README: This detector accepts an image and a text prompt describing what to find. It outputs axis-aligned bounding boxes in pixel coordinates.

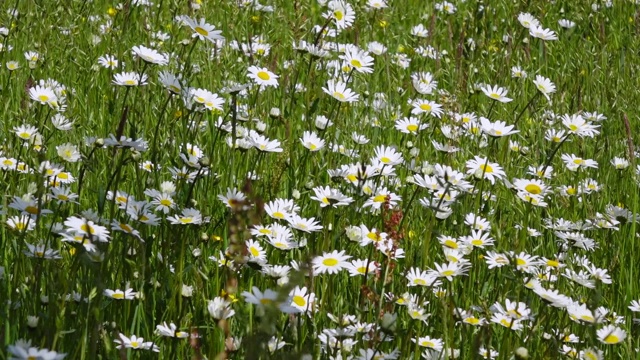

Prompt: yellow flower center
[380,156,391,163]
[407,124,418,132]
[569,124,578,131]
[441,270,455,276]
[292,295,306,307]
[444,240,457,249]
[38,95,49,102]
[195,27,209,36]
[373,195,387,203]
[19,132,31,139]
[357,266,367,274]
[334,10,344,20]
[413,279,426,286]
[249,246,260,257]
[489,93,500,99]
[124,80,136,86]
[160,199,172,207]
[479,164,493,173]
[465,317,480,325]
[546,260,559,268]
[25,206,39,215]
[257,71,271,81]
[350,59,362,68]
[131,341,139,348]
[80,224,94,234]
[322,258,338,267]
[603,334,619,344]
[179,217,193,224]
[272,211,286,219]
[112,293,125,299]
[524,184,542,194]
[419,103,432,111]
[332,91,346,100]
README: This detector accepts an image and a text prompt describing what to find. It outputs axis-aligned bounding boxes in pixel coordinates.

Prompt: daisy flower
[247,65,279,88]
[289,286,316,315]
[300,131,325,151]
[324,0,356,29]
[465,156,506,184]
[114,333,159,352]
[56,143,81,162]
[410,99,443,117]
[310,186,354,207]
[395,117,428,134]
[156,322,189,338]
[113,71,148,86]
[207,297,236,320]
[167,208,204,225]
[312,250,351,274]
[98,54,118,69]
[517,12,540,29]
[480,118,519,137]
[131,45,168,65]
[374,145,403,166]
[533,75,556,101]
[597,325,626,345]
[218,188,247,209]
[29,85,58,107]
[481,84,512,103]
[322,79,359,102]
[340,46,374,74]
[561,154,598,171]
[181,16,224,42]
[104,288,137,300]
[241,286,300,314]
[529,25,558,41]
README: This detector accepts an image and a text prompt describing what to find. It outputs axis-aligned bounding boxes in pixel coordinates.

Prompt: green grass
[1,0,640,359]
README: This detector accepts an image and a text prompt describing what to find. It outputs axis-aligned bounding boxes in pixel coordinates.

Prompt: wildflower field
[3,0,640,359]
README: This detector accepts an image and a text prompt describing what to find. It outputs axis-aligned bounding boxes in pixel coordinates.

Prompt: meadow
[1,0,640,359]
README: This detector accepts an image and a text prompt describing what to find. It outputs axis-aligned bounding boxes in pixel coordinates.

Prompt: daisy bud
[131,150,141,161]
[269,107,281,118]
[95,138,105,147]
[198,156,211,168]
[192,248,201,257]
[255,121,267,132]
[409,148,420,158]
[515,347,529,359]
[380,312,397,333]
[292,189,301,199]
[181,285,194,297]
[200,233,209,241]
[27,316,39,328]
[406,141,414,148]
[40,295,49,304]
[305,181,314,190]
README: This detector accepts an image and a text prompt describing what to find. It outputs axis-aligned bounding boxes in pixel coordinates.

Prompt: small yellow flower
[174,110,183,118]
[68,247,76,256]
[107,7,117,16]
[212,235,222,242]
[408,230,415,239]
[251,15,260,23]
[379,20,389,28]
